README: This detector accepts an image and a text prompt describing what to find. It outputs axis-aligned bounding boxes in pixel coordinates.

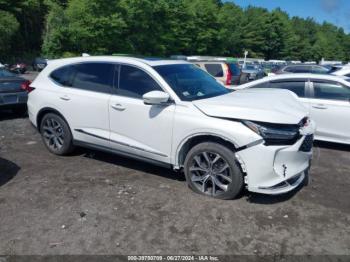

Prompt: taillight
[224,63,232,86]
[21,80,34,93]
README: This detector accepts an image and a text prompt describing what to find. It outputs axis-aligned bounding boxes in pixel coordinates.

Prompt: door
[109,64,175,162]
[53,62,114,147]
[309,80,350,143]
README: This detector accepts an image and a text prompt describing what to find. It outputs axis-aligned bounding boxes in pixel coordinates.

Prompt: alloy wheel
[189,151,232,196]
[42,118,65,151]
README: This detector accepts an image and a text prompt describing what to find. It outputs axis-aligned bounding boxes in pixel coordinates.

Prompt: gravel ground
[0,112,349,256]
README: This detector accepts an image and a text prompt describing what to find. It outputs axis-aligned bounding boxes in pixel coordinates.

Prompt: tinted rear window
[204,64,224,77]
[50,66,74,86]
[71,63,114,93]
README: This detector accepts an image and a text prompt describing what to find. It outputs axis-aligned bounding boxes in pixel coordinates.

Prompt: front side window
[154,64,231,101]
[204,64,224,77]
[118,65,163,99]
[71,63,114,93]
[312,81,350,101]
[270,81,306,97]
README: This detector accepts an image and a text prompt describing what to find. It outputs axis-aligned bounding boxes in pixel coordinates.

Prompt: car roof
[47,56,190,67]
[238,73,350,88]
[332,67,350,76]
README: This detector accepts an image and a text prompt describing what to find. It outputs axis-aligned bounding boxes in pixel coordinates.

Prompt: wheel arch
[175,133,239,169]
[36,107,69,132]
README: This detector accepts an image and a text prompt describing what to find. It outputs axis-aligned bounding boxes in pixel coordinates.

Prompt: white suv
[28,56,315,199]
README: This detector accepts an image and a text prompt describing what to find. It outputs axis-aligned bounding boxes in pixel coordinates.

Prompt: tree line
[1,0,350,63]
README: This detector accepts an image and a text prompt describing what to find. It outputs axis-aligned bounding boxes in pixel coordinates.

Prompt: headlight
[243,120,300,145]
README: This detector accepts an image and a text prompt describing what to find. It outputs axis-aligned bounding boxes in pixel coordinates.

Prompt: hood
[193,89,308,124]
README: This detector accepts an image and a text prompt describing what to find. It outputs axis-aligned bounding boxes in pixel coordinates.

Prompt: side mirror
[143,91,170,105]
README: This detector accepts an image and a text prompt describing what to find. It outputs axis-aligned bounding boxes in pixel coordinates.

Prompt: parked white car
[238,74,350,145]
[331,66,350,78]
[28,56,314,199]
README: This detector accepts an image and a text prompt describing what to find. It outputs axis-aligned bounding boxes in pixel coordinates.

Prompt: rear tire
[184,142,244,200]
[40,113,74,155]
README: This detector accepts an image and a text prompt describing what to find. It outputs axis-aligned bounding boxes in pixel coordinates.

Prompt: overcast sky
[231,0,350,32]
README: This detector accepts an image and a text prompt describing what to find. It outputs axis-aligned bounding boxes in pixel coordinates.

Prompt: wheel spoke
[191,174,209,183]
[217,173,232,183]
[57,137,64,145]
[194,155,206,169]
[211,177,216,195]
[212,154,221,165]
[216,163,229,174]
[202,152,211,166]
[213,177,228,192]
[43,133,53,139]
[190,166,207,173]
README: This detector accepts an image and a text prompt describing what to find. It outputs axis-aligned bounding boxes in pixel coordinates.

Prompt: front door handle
[59,95,71,101]
[111,103,126,111]
[312,104,327,109]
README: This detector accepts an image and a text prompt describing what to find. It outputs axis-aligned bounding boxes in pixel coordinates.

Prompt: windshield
[245,65,256,70]
[0,69,16,77]
[153,64,231,101]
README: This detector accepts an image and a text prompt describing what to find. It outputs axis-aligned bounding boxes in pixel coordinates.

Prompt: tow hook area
[282,164,287,177]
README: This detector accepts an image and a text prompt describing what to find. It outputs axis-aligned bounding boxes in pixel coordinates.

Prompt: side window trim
[112,64,121,94]
[305,79,312,98]
[115,63,169,100]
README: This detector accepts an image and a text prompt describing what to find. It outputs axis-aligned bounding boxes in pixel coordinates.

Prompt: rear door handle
[59,95,71,101]
[111,103,126,111]
[312,104,327,109]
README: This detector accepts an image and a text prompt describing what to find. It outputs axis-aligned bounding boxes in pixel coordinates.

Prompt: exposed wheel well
[36,108,67,132]
[177,135,237,168]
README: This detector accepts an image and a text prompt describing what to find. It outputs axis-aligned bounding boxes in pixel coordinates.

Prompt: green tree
[217,2,244,56]
[0,11,19,59]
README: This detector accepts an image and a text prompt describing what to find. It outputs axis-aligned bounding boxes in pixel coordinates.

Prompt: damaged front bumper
[236,124,314,195]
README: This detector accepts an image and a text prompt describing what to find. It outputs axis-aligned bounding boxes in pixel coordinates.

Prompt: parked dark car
[241,64,266,80]
[0,68,32,114]
[9,63,27,74]
[32,57,48,71]
[275,64,331,75]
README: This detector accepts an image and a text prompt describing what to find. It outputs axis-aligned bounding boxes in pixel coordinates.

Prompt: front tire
[184,142,244,200]
[40,113,74,155]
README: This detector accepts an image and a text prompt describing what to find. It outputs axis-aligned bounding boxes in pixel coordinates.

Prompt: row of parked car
[1,54,348,200]
[0,57,48,75]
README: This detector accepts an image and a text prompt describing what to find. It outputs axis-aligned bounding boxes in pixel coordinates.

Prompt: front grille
[299,134,314,152]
